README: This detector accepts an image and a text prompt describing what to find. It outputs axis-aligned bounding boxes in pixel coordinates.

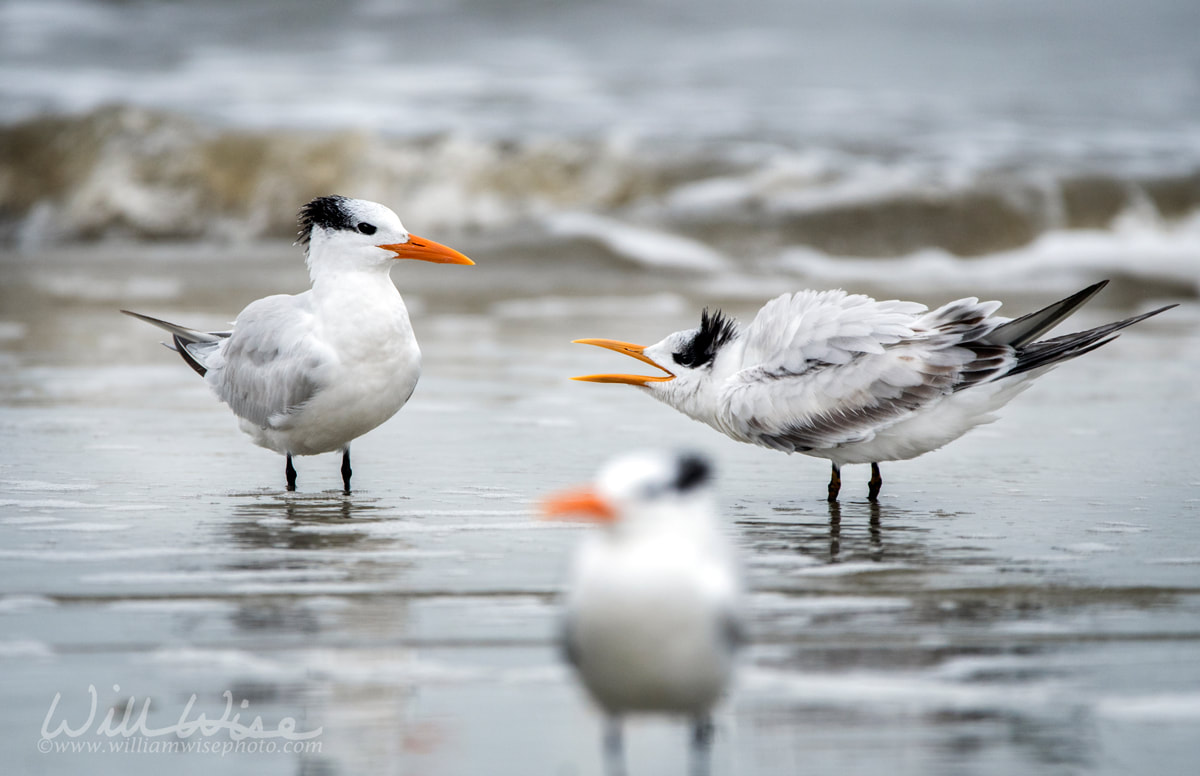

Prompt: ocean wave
[0,105,717,245]
[3,105,1199,262]
[772,216,1200,299]
[545,212,729,271]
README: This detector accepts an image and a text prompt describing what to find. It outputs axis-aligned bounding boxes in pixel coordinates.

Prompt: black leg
[285,454,297,491]
[827,462,841,502]
[341,448,352,494]
[690,716,714,776]
[603,717,627,776]
[868,462,882,501]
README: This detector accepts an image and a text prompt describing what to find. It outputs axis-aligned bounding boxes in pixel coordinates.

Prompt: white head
[572,308,742,424]
[297,195,473,279]
[542,449,719,539]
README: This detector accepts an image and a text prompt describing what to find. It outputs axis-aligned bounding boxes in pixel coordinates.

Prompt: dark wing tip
[985,280,1114,348]
[172,334,208,377]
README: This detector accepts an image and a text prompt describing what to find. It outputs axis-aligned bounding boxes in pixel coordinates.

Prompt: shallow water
[1,243,1198,775]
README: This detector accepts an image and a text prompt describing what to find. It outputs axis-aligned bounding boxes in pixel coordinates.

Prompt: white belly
[568,551,735,714]
[242,345,421,456]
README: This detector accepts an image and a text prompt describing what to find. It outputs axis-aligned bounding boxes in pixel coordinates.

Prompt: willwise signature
[40,685,322,741]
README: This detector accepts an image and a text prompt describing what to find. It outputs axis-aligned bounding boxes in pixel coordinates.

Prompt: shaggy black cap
[672,308,738,369]
[297,195,355,246]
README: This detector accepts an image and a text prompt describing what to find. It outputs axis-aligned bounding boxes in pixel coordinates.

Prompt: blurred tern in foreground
[543,450,742,776]
[123,195,473,493]
[573,281,1174,502]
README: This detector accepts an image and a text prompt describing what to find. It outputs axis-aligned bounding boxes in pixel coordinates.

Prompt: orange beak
[378,234,474,265]
[571,339,675,386]
[541,487,617,523]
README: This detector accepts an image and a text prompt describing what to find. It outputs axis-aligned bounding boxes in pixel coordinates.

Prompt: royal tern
[572,281,1175,501]
[123,195,473,493]
[543,450,742,776]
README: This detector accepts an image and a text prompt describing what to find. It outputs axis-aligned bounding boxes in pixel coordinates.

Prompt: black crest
[673,308,738,369]
[673,452,712,492]
[297,195,355,246]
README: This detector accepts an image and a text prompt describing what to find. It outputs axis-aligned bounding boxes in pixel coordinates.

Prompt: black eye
[357,222,376,235]
[673,351,697,368]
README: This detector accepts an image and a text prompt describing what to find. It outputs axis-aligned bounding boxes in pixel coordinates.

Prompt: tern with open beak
[123,195,473,493]
[544,450,743,776]
[572,282,1174,502]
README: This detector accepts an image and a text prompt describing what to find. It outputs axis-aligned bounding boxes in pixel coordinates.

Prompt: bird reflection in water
[743,498,949,571]
[826,499,884,563]
[227,490,386,552]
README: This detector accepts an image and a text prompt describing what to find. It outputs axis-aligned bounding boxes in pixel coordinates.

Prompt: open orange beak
[541,487,616,523]
[378,234,474,265]
[571,339,675,386]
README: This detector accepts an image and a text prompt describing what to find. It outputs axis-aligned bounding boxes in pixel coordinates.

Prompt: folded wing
[719,290,1007,452]
[204,294,335,429]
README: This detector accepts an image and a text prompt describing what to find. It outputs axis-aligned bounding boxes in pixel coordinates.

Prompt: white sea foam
[789,562,914,577]
[0,479,97,493]
[0,639,54,658]
[149,644,550,686]
[1094,693,1200,721]
[0,594,57,613]
[752,593,912,614]
[1056,542,1119,554]
[19,521,129,533]
[747,553,821,569]
[14,365,194,403]
[741,666,1063,713]
[31,274,182,304]
[0,516,62,526]
[1148,557,1200,566]
[149,648,299,679]
[290,518,569,537]
[0,547,193,562]
[1086,522,1150,534]
[777,218,1200,297]
[0,498,91,509]
[104,599,239,614]
[80,568,350,586]
[304,650,486,686]
[104,504,171,512]
[0,321,29,341]
[490,293,688,320]
[547,213,729,271]
[931,654,1047,681]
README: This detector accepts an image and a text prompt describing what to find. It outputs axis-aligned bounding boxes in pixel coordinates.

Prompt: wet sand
[1,244,1198,775]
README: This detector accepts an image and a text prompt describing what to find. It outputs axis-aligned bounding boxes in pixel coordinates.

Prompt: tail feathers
[172,334,212,377]
[983,280,1109,348]
[121,310,230,343]
[122,309,229,378]
[1009,303,1178,378]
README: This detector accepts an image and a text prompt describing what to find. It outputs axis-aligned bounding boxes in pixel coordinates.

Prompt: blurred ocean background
[1,0,1198,300]
[3,3,1200,776]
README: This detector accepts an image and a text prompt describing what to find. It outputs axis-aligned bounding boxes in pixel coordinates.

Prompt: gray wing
[206,294,336,429]
[719,291,1009,452]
